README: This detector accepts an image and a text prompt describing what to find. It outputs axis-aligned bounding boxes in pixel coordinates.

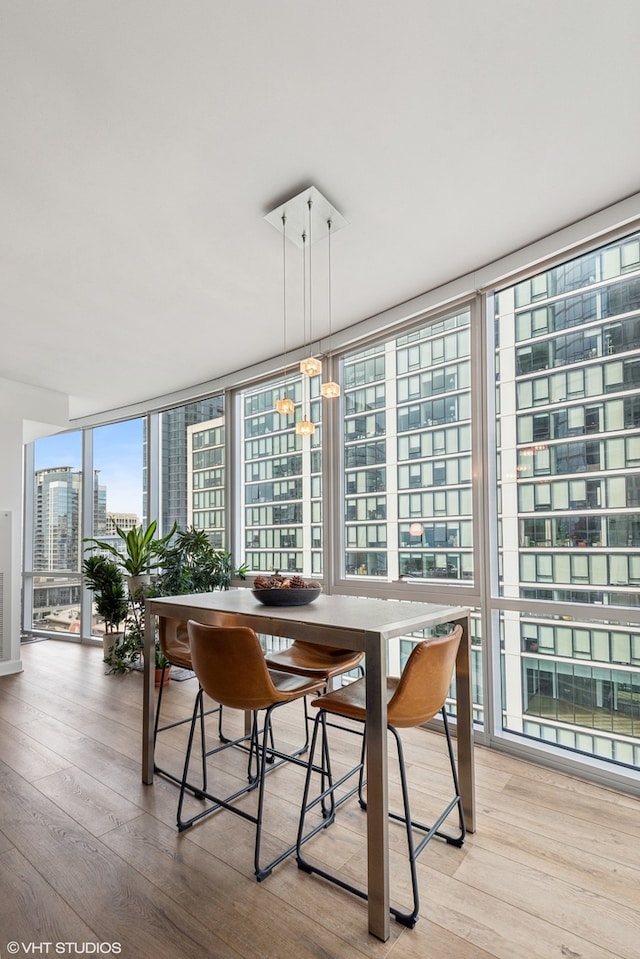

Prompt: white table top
[147,588,468,648]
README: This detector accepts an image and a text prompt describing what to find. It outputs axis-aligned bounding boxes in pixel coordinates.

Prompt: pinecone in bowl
[288,576,307,589]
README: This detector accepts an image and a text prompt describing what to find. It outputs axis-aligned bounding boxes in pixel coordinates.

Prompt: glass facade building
[239,374,323,576]
[32,466,104,632]
[343,312,472,583]
[495,232,640,766]
[161,397,225,532]
[188,417,226,548]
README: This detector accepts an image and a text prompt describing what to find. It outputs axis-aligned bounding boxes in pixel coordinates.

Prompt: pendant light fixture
[299,197,322,378]
[295,227,316,435]
[274,212,295,415]
[265,187,347,432]
[295,416,315,436]
[320,217,340,398]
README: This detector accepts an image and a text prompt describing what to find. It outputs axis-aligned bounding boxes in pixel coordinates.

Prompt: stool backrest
[158,616,190,662]
[387,625,463,728]
[187,620,280,711]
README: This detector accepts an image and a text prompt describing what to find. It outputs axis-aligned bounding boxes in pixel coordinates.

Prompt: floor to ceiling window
[341,311,473,584]
[493,230,640,768]
[89,419,145,637]
[29,431,84,634]
[26,421,147,639]
[338,309,483,722]
[22,220,640,783]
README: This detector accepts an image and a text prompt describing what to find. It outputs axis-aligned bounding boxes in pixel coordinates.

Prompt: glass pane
[32,432,83,633]
[89,420,145,639]
[239,373,320,575]
[497,231,640,609]
[495,229,640,771]
[160,396,225,536]
[344,309,473,585]
[93,420,144,535]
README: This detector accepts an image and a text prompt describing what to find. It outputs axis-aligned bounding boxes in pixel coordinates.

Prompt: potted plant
[151,527,246,698]
[154,526,247,596]
[97,601,147,674]
[84,519,176,598]
[155,639,170,687]
[82,554,129,662]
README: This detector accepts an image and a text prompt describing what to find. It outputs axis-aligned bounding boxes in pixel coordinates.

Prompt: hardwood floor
[0,640,638,959]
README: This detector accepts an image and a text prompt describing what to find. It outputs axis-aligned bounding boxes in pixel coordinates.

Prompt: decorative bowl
[251,587,322,607]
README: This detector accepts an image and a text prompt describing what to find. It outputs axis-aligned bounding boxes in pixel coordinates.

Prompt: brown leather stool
[153,617,222,795]
[265,641,364,747]
[265,641,364,684]
[177,621,326,881]
[296,626,465,928]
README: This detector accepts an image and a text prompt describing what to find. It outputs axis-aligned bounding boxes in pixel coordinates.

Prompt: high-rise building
[34,467,82,571]
[33,467,105,630]
[343,312,472,584]
[161,397,225,532]
[495,231,640,766]
[240,375,323,575]
[105,512,140,535]
[187,417,225,549]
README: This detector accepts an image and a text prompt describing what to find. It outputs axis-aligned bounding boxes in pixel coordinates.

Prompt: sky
[34,419,144,518]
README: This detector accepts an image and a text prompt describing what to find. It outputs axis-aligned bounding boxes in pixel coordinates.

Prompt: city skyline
[35,419,144,519]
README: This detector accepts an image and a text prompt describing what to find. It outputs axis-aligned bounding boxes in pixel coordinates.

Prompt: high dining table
[142,589,473,942]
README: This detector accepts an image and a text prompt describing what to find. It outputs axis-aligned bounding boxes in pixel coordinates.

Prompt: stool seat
[265,641,365,753]
[265,641,364,680]
[311,637,454,728]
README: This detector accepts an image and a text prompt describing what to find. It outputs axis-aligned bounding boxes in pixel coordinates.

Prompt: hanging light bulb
[295,416,315,436]
[300,356,322,377]
[320,380,340,398]
[275,395,295,414]
[321,217,341,399]
[275,214,295,415]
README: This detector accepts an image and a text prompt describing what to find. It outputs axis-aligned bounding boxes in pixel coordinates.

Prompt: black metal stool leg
[177,688,205,829]
[297,709,465,929]
[154,673,211,798]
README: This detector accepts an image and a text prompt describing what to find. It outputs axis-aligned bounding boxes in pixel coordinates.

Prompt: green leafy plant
[82,554,128,634]
[155,641,168,669]
[154,526,247,596]
[103,625,143,673]
[103,601,145,674]
[84,520,177,577]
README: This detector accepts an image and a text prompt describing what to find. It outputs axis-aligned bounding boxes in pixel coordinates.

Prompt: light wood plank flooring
[0,640,638,959]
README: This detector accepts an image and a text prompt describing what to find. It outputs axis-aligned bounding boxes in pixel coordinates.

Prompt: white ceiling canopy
[264,186,347,248]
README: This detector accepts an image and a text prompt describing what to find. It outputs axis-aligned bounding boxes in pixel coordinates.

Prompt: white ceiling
[2,1,640,420]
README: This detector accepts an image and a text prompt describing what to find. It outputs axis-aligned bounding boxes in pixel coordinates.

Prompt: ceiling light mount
[264,186,347,247]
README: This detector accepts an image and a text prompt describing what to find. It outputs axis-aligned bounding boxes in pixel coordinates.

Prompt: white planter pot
[127,574,151,598]
[102,630,124,669]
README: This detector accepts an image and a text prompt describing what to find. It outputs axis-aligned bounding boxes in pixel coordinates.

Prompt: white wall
[0,376,69,674]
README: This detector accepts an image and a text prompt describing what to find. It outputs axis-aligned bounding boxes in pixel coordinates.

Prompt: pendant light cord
[302,228,307,351]
[307,197,313,357]
[328,217,332,342]
[282,213,287,390]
